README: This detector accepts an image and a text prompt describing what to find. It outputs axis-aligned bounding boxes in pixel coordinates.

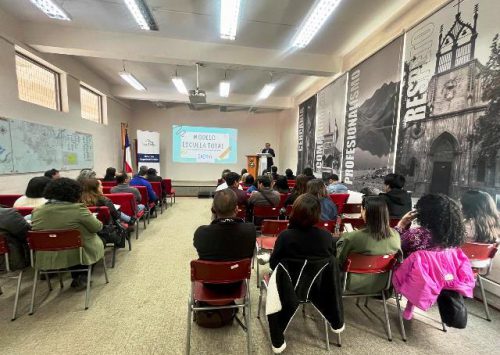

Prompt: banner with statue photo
[314,74,347,179]
[341,36,404,192]
[137,130,160,173]
[297,95,317,174]
[395,0,500,199]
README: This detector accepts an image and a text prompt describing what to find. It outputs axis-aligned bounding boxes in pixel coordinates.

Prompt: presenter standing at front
[262,143,275,173]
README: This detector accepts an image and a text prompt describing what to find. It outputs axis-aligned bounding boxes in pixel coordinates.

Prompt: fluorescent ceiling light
[119,71,146,91]
[292,0,342,48]
[172,77,188,95]
[219,81,230,97]
[29,0,71,21]
[258,84,275,100]
[220,0,241,40]
[124,0,158,31]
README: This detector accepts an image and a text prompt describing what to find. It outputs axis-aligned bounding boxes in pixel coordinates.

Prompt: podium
[246,155,259,178]
[257,153,272,174]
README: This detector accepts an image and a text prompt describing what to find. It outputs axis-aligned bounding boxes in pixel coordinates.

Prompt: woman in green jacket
[31,178,104,288]
[336,196,401,294]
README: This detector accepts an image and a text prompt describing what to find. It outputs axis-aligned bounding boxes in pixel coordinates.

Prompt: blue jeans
[137,204,145,213]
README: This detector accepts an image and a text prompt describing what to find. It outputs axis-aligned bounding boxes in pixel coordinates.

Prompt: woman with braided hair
[395,194,466,257]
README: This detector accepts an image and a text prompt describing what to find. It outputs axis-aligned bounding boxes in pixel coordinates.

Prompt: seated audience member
[31,178,104,288]
[267,193,343,353]
[360,186,381,196]
[271,166,279,181]
[379,173,412,218]
[285,169,295,180]
[111,173,145,212]
[244,174,257,194]
[44,168,60,179]
[302,167,315,180]
[0,207,30,270]
[392,195,474,320]
[284,174,309,206]
[273,176,290,194]
[307,179,337,221]
[77,168,97,184]
[224,172,248,206]
[461,190,500,244]
[130,166,158,202]
[395,194,464,257]
[240,168,248,178]
[216,169,232,191]
[81,178,136,225]
[248,175,280,207]
[103,167,117,182]
[146,168,162,182]
[13,176,50,208]
[194,189,256,261]
[326,174,348,194]
[336,196,401,293]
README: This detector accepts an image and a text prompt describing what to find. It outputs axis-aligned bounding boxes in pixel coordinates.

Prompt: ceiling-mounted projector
[189,63,207,104]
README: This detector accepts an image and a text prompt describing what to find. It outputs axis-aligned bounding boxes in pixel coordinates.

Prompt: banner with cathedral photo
[395,0,500,199]
[341,36,404,191]
[314,74,347,179]
[297,95,317,174]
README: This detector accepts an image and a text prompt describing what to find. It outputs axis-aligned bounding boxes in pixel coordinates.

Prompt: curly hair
[43,177,82,203]
[80,178,103,206]
[461,190,500,243]
[416,194,465,248]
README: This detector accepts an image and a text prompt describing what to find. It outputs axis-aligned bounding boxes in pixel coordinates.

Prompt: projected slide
[172,125,237,164]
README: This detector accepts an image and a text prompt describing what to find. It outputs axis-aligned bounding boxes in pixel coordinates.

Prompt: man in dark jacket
[0,207,30,270]
[194,189,256,261]
[262,143,275,172]
[224,172,248,206]
[379,173,412,218]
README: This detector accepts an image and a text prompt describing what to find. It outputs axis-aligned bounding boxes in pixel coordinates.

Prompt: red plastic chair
[186,259,252,354]
[252,205,280,225]
[284,205,293,218]
[88,206,124,268]
[278,193,289,208]
[341,217,366,230]
[101,181,117,187]
[461,242,498,321]
[329,194,350,214]
[15,207,34,217]
[27,230,109,313]
[255,220,288,287]
[150,182,165,214]
[134,186,156,223]
[163,178,176,206]
[342,203,362,215]
[341,253,403,343]
[0,195,23,208]
[389,218,400,228]
[105,192,144,241]
[236,205,247,221]
[102,186,113,194]
[316,219,338,233]
[0,234,24,320]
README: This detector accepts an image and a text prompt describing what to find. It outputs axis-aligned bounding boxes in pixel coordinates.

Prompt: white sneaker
[272,341,286,354]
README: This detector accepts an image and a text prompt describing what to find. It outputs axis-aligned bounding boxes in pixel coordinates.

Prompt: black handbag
[437,290,468,329]
[98,222,127,249]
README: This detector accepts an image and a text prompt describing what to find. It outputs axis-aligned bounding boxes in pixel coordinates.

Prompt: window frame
[79,84,104,124]
[15,51,62,111]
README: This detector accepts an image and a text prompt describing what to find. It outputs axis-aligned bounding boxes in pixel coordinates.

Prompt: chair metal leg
[127,231,132,251]
[46,273,52,291]
[11,270,23,321]
[395,293,407,341]
[364,297,369,307]
[441,321,447,332]
[246,296,252,355]
[256,259,260,288]
[59,273,64,289]
[324,318,330,351]
[477,276,492,321]
[102,258,109,284]
[381,292,392,341]
[356,297,360,306]
[29,269,39,315]
[111,246,116,268]
[186,298,193,355]
[84,265,92,310]
[143,213,147,229]
[135,220,139,240]
[257,285,263,319]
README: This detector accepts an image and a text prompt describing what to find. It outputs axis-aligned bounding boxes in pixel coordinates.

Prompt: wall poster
[297,95,317,174]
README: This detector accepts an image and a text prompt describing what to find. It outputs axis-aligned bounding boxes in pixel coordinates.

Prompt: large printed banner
[137,130,160,173]
[396,0,499,198]
[314,75,347,179]
[342,37,404,191]
[297,95,317,174]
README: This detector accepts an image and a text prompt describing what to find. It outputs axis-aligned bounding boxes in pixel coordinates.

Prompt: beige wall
[129,102,283,185]
[0,38,132,193]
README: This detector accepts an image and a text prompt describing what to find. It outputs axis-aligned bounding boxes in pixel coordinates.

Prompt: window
[15,52,61,110]
[80,85,103,123]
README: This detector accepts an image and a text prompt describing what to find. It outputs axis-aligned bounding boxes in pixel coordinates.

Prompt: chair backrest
[342,203,362,214]
[261,220,289,236]
[104,193,137,217]
[15,207,34,217]
[101,181,117,187]
[88,206,111,224]
[0,194,23,208]
[284,205,293,218]
[150,182,162,199]
[389,218,400,228]
[329,194,350,214]
[461,242,498,261]
[341,217,366,230]
[343,253,397,274]
[190,259,252,283]
[0,234,8,255]
[236,205,246,220]
[102,186,113,194]
[135,186,149,205]
[278,193,289,208]
[253,205,280,219]
[316,220,337,233]
[163,179,173,194]
[27,230,82,251]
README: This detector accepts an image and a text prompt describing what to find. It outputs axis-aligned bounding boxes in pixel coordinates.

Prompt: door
[430,161,452,194]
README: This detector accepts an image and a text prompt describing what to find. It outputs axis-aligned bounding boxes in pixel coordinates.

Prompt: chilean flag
[124,131,133,173]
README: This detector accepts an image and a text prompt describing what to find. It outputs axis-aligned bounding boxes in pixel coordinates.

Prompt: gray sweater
[110,184,142,203]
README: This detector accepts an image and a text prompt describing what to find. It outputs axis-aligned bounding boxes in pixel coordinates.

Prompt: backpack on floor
[193,301,236,328]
